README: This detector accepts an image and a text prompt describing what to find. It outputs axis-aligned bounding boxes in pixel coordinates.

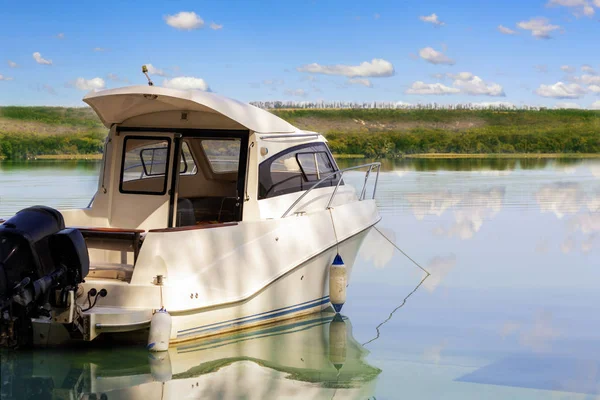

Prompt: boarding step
[88,263,134,281]
[81,306,152,341]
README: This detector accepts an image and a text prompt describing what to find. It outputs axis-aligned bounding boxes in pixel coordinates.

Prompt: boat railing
[281,162,381,218]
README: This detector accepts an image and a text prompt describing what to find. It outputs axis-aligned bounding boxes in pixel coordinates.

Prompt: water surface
[1,158,599,399]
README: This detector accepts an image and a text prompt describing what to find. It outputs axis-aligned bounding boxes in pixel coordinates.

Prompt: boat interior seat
[176,198,196,227]
[185,197,238,223]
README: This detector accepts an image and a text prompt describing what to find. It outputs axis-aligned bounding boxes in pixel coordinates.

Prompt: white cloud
[588,85,600,93]
[405,81,460,95]
[446,72,474,81]
[592,100,600,109]
[423,340,448,364]
[519,311,560,353]
[536,183,583,218]
[360,228,396,269]
[419,47,455,65]
[145,64,168,77]
[517,17,561,39]
[419,13,445,26]
[498,25,518,35]
[433,188,505,240]
[535,82,586,98]
[561,65,575,73]
[423,255,457,292]
[56,33,65,39]
[93,47,107,52]
[547,0,595,17]
[535,65,548,73]
[347,78,373,87]
[71,77,105,91]
[284,88,307,97]
[209,22,223,30]
[7,60,18,68]
[32,52,52,65]
[163,76,210,91]
[428,72,505,96]
[0,74,14,81]
[296,58,394,78]
[453,76,505,96]
[555,102,582,109]
[581,64,597,74]
[580,74,600,85]
[164,11,204,30]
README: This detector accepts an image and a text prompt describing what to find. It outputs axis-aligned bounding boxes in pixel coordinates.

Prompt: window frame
[119,135,172,196]
[258,142,340,200]
[295,150,334,182]
[179,141,198,176]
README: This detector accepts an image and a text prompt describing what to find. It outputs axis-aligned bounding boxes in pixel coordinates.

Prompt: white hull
[72,200,378,345]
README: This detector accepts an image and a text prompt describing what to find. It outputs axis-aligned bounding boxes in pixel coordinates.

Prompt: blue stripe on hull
[177,296,330,339]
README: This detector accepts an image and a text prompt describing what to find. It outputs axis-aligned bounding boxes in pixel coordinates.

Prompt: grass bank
[0,106,599,159]
[0,106,105,159]
[272,108,600,158]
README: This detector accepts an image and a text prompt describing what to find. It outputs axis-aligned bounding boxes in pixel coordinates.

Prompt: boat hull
[35,199,379,347]
[171,227,370,343]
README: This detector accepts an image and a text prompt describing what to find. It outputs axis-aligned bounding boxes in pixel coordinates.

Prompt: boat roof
[83,85,298,134]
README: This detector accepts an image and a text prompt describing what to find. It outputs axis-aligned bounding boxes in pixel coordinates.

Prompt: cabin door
[109,132,178,230]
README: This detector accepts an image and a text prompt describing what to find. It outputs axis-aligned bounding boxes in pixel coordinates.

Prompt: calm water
[1,158,600,399]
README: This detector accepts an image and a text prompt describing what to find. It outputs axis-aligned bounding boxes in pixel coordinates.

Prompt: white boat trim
[176,295,331,340]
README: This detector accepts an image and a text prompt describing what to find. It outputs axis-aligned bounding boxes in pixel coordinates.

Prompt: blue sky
[1,0,599,108]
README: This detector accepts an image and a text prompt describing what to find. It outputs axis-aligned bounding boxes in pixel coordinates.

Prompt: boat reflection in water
[1,313,381,399]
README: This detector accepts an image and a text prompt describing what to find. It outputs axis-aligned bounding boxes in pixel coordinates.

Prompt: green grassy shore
[0,106,599,160]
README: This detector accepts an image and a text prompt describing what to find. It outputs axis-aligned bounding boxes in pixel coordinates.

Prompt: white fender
[328,314,347,370]
[329,254,347,313]
[148,308,172,352]
[148,351,172,382]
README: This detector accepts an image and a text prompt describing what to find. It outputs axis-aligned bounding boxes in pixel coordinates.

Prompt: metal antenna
[142,65,154,86]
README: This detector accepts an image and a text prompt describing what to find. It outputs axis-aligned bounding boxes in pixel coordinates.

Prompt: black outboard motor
[0,206,89,348]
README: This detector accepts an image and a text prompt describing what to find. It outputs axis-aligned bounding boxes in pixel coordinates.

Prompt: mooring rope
[360,226,432,347]
[328,208,340,254]
[374,226,430,276]
[362,274,429,346]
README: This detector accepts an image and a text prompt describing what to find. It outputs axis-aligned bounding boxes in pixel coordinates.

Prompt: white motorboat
[0,313,381,399]
[0,83,380,348]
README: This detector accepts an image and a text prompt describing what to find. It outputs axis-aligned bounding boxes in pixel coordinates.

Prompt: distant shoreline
[1,106,599,159]
[2,153,600,162]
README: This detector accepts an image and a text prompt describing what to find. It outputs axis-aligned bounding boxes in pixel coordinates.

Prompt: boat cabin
[59,86,347,269]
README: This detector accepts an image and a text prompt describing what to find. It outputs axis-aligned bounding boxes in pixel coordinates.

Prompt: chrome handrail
[281,162,381,218]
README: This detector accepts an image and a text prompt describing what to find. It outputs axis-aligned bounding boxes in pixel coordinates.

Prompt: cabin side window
[201,139,241,173]
[258,143,340,199]
[120,137,171,195]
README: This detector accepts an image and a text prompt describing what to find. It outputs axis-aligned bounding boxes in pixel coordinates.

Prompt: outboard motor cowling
[0,206,89,348]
